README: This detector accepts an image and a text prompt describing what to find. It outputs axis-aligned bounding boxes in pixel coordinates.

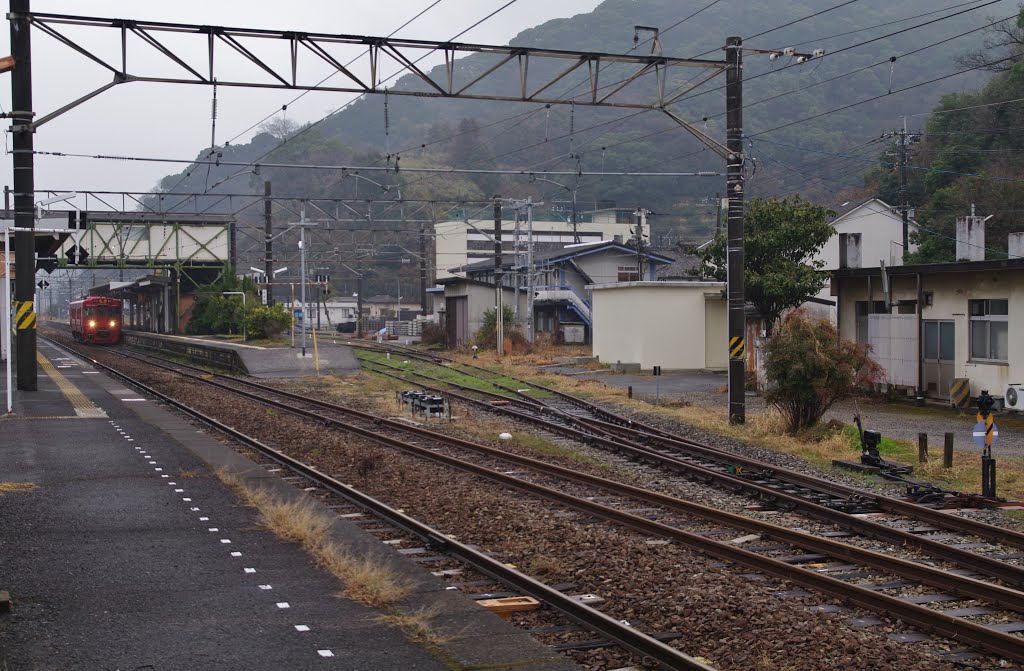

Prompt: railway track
[45,335,716,671]
[68,338,1024,664]
[351,347,1024,569]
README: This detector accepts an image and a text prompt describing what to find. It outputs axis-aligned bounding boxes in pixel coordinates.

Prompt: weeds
[376,606,454,647]
[0,482,36,495]
[214,469,409,607]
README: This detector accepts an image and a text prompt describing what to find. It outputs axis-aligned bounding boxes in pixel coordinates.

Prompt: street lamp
[222,291,246,342]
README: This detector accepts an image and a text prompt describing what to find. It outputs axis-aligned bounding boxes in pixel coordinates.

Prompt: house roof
[830,197,917,228]
[832,256,1024,278]
[654,249,703,279]
[449,241,673,275]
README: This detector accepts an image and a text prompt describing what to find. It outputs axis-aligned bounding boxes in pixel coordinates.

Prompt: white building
[589,281,727,370]
[831,219,1024,403]
[434,208,640,280]
[806,198,918,321]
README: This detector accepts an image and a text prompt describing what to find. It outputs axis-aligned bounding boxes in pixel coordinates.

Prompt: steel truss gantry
[26,11,726,130]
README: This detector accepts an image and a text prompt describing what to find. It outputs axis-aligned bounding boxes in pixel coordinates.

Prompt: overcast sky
[0,0,602,205]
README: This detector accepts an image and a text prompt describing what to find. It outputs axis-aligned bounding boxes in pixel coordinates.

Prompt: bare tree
[955,9,1024,73]
[258,116,299,140]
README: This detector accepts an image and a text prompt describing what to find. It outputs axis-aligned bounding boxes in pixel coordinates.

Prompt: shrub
[473,304,527,350]
[245,303,291,339]
[762,310,884,433]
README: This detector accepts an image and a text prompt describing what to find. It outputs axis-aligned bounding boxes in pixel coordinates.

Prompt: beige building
[832,259,1024,402]
[589,281,727,370]
[435,208,639,280]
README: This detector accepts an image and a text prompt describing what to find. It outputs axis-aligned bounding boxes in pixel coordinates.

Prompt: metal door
[922,320,955,396]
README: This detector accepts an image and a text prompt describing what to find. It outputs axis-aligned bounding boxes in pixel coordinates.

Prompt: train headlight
[109,320,116,328]
[88,320,96,328]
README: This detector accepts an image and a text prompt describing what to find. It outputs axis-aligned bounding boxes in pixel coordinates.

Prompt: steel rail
[357,357,1024,590]
[79,341,1024,662]
[360,345,1024,551]
[44,336,716,671]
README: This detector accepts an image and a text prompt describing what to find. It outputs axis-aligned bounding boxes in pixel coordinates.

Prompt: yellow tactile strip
[36,352,107,419]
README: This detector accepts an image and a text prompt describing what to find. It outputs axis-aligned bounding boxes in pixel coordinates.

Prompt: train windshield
[84,306,119,318]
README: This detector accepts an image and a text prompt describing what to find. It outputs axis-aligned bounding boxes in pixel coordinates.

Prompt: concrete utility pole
[419,220,428,315]
[493,195,503,356]
[11,0,36,391]
[264,180,273,306]
[726,36,745,425]
[526,196,534,343]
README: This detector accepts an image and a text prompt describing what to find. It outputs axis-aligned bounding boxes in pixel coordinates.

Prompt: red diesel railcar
[70,296,123,345]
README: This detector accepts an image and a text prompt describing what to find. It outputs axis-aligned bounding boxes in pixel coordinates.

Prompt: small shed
[589,281,727,370]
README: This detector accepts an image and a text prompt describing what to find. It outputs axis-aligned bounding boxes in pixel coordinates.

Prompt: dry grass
[215,469,410,607]
[177,469,199,479]
[0,482,36,495]
[376,606,454,647]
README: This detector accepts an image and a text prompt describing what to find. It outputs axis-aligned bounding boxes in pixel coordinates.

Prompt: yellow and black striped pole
[15,300,35,331]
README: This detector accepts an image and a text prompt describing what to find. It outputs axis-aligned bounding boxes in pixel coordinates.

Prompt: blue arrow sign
[973,420,998,448]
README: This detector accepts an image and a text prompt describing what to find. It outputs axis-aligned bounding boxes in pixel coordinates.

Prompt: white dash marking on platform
[182,497,192,502]
[175,489,184,493]
[230,552,242,557]
[276,602,290,609]
[199,516,209,521]
[244,568,256,574]
[317,650,334,658]
[294,624,309,632]
[208,528,219,532]
[259,584,272,590]
[220,539,231,544]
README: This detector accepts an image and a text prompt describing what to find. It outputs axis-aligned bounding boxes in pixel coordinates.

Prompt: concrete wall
[590,281,726,370]
[836,269,1024,397]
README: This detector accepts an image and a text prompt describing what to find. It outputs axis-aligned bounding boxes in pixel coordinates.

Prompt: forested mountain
[871,10,1024,262]
[151,0,1012,288]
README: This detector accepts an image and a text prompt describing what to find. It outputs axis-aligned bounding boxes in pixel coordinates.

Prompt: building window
[855,300,887,343]
[969,299,1008,362]
[617,266,639,282]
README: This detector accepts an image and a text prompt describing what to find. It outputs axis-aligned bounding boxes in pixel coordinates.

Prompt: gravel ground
[559,367,1024,457]
[67,340,1019,671]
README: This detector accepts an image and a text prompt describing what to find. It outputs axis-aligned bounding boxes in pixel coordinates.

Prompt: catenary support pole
[526,196,534,343]
[264,180,273,306]
[419,220,428,315]
[493,194,503,356]
[11,0,36,391]
[726,35,745,425]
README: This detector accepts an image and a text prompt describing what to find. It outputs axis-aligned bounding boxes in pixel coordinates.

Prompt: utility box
[562,324,585,344]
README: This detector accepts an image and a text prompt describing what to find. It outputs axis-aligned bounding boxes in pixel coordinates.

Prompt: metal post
[900,118,910,264]
[419,220,428,315]
[493,194,503,356]
[918,432,928,463]
[356,259,364,339]
[300,205,308,357]
[11,0,36,390]
[944,432,954,468]
[4,225,12,413]
[264,180,273,306]
[725,35,745,425]
[526,196,534,343]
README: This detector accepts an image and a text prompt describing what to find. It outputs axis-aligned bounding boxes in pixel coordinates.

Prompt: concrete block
[611,362,641,373]
[572,356,598,365]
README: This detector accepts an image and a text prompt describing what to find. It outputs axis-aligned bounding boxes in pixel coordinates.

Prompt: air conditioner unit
[1005,384,1024,411]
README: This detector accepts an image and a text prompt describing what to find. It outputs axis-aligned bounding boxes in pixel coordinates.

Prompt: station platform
[126,329,362,378]
[0,342,577,671]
